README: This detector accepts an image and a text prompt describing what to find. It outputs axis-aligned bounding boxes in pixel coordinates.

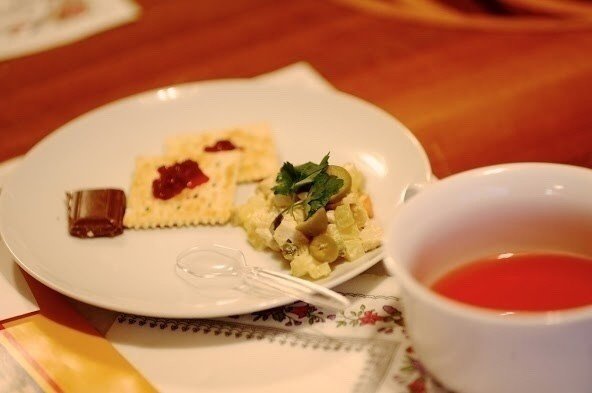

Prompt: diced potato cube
[290,253,309,277]
[308,261,331,279]
[252,227,274,250]
[334,204,365,261]
[359,220,382,252]
[359,194,374,218]
[273,215,309,248]
[335,204,357,231]
[351,202,369,229]
[325,224,344,256]
[290,253,331,279]
[343,239,365,260]
[339,192,359,208]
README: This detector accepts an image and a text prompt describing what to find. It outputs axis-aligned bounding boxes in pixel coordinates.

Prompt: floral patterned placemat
[0,0,140,61]
[107,274,450,393]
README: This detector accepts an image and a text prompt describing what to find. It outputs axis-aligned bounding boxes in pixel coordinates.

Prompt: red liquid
[431,253,592,312]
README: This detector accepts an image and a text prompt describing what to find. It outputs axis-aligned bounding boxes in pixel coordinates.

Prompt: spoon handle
[245,267,350,310]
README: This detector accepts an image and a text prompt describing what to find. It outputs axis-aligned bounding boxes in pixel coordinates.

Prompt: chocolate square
[67,189,126,238]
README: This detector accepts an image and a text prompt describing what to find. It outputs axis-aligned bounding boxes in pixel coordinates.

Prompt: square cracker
[124,152,240,228]
[164,123,279,183]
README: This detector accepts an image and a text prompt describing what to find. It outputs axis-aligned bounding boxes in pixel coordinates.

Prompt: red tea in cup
[385,164,592,392]
[430,252,592,312]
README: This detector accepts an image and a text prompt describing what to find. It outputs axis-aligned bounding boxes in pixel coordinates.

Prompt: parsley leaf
[272,161,298,195]
[293,154,330,189]
[271,153,343,219]
[303,171,343,218]
[272,153,330,195]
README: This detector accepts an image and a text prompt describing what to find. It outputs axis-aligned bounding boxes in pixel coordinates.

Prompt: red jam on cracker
[204,140,237,152]
[152,160,209,200]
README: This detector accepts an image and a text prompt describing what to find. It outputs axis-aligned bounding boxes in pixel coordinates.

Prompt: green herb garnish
[272,153,343,219]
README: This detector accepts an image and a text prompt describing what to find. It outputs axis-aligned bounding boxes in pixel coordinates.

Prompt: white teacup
[384,163,592,393]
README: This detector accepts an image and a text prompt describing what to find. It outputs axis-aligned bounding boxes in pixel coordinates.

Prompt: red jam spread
[204,140,237,152]
[152,160,209,200]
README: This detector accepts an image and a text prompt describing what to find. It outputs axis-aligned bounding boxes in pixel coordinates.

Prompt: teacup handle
[389,176,438,279]
[403,175,438,202]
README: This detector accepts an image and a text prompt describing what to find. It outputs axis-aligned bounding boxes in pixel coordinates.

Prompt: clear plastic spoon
[175,244,350,310]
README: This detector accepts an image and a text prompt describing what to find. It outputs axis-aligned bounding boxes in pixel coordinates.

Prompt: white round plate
[0,80,431,318]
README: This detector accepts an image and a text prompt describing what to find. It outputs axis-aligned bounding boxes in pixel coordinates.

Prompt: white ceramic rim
[387,162,592,326]
[0,78,432,318]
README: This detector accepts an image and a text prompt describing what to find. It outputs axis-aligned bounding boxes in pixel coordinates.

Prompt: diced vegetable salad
[233,154,382,279]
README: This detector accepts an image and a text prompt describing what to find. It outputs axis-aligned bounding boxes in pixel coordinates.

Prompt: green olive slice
[296,208,328,237]
[309,234,339,263]
[326,165,352,203]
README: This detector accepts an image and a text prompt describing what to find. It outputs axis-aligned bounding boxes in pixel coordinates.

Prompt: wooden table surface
[2,0,592,178]
[1,1,591,386]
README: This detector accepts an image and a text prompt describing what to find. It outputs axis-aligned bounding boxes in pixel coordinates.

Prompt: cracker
[164,123,279,183]
[123,152,240,228]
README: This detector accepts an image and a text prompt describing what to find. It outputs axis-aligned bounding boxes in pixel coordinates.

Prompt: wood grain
[335,0,592,30]
[1,0,591,178]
